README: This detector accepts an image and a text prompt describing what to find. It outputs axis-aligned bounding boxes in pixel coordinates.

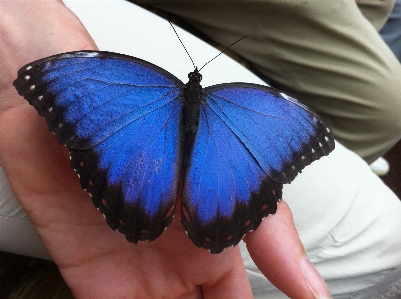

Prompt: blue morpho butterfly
[14,50,334,254]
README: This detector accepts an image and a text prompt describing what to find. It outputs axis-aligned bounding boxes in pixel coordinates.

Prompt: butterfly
[14,51,334,253]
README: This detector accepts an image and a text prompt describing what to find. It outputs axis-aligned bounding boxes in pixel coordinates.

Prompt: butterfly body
[14,51,334,253]
[182,69,203,133]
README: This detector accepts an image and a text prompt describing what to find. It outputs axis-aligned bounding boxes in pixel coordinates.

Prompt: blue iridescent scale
[14,51,334,253]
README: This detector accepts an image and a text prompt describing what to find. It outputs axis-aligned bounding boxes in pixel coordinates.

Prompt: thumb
[243,201,332,299]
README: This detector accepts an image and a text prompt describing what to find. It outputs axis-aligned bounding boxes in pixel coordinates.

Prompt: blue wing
[14,51,184,242]
[14,51,335,253]
[182,83,334,253]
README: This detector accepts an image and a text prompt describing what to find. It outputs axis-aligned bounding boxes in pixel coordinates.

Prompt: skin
[0,1,331,298]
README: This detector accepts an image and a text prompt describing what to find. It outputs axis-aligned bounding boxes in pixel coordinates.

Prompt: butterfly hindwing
[182,83,334,253]
[14,51,185,242]
[182,101,283,253]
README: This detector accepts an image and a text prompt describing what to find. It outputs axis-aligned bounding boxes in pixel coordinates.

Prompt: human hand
[0,1,331,298]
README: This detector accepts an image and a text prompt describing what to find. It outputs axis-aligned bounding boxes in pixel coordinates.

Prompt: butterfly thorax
[183,68,203,133]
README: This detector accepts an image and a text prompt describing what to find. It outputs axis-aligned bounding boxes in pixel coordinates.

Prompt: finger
[243,201,332,299]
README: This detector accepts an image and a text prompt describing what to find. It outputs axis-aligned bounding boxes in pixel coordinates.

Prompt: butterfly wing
[182,83,334,253]
[14,51,184,242]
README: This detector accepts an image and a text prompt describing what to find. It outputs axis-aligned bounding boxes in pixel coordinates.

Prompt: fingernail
[301,257,332,299]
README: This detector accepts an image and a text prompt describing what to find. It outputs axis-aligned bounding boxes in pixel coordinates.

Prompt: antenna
[198,36,246,72]
[168,21,196,70]
[168,20,246,72]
